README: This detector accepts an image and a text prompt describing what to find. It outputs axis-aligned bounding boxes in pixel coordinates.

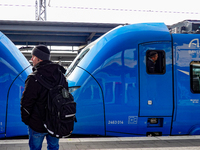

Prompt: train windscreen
[66,25,122,77]
[66,44,94,77]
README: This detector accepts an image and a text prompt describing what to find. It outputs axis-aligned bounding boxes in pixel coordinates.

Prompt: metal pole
[35,0,38,20]
[36,0,46,21]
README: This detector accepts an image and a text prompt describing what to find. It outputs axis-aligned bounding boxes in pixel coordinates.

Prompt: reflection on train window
[190,61,200,93]
[105,82,114,103]
[80,83,102,104]
[146,50,166,74]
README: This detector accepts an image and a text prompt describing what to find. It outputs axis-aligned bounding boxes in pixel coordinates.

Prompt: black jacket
[20,60,66,133]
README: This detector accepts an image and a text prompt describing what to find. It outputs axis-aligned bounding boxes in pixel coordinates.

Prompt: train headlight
[69,86,80,93]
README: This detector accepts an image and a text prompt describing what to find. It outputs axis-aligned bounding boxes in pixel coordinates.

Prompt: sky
[0,0,199,25]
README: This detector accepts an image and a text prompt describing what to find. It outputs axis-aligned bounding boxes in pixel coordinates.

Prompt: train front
[0,32,32,138]
[66,24,139,136]
[66,23,172,137]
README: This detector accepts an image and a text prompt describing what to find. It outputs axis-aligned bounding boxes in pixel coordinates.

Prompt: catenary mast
[35,0,47,21]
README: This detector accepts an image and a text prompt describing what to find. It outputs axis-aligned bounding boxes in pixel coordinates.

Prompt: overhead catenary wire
[0,3,199,15]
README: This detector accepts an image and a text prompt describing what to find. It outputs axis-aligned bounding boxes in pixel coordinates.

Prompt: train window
[66,41,98,77]
[146,50,166,74]
[66,47,90,77]
[190,61,200,93]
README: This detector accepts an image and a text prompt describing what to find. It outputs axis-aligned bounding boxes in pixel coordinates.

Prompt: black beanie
[31,45,50,60]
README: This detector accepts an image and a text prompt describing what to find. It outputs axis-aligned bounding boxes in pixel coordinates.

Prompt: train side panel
[94,37,139,136]
[172,34,200,135]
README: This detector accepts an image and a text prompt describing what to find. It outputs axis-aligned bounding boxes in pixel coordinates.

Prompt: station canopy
[0,20,123,66]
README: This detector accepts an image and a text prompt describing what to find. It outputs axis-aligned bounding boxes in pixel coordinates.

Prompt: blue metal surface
[0,32,32,138]
[67,66,105,135]
[171,34,200,135]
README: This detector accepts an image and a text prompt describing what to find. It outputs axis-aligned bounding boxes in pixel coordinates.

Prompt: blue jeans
[28,126,59,150]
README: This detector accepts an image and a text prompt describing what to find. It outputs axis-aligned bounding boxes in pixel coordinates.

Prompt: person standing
[21,45,66,150]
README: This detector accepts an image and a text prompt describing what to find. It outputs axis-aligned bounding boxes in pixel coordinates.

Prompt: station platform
[1,135,200,150]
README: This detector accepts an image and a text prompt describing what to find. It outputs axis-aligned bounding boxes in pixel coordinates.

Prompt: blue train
[1,20,200,138]
[0,31,32,138]
[67,20,200,136]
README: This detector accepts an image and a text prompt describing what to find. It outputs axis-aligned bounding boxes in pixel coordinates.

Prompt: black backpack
[33,72,77,138]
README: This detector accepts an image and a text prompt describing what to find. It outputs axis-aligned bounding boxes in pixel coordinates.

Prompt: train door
[139,42,173,117]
